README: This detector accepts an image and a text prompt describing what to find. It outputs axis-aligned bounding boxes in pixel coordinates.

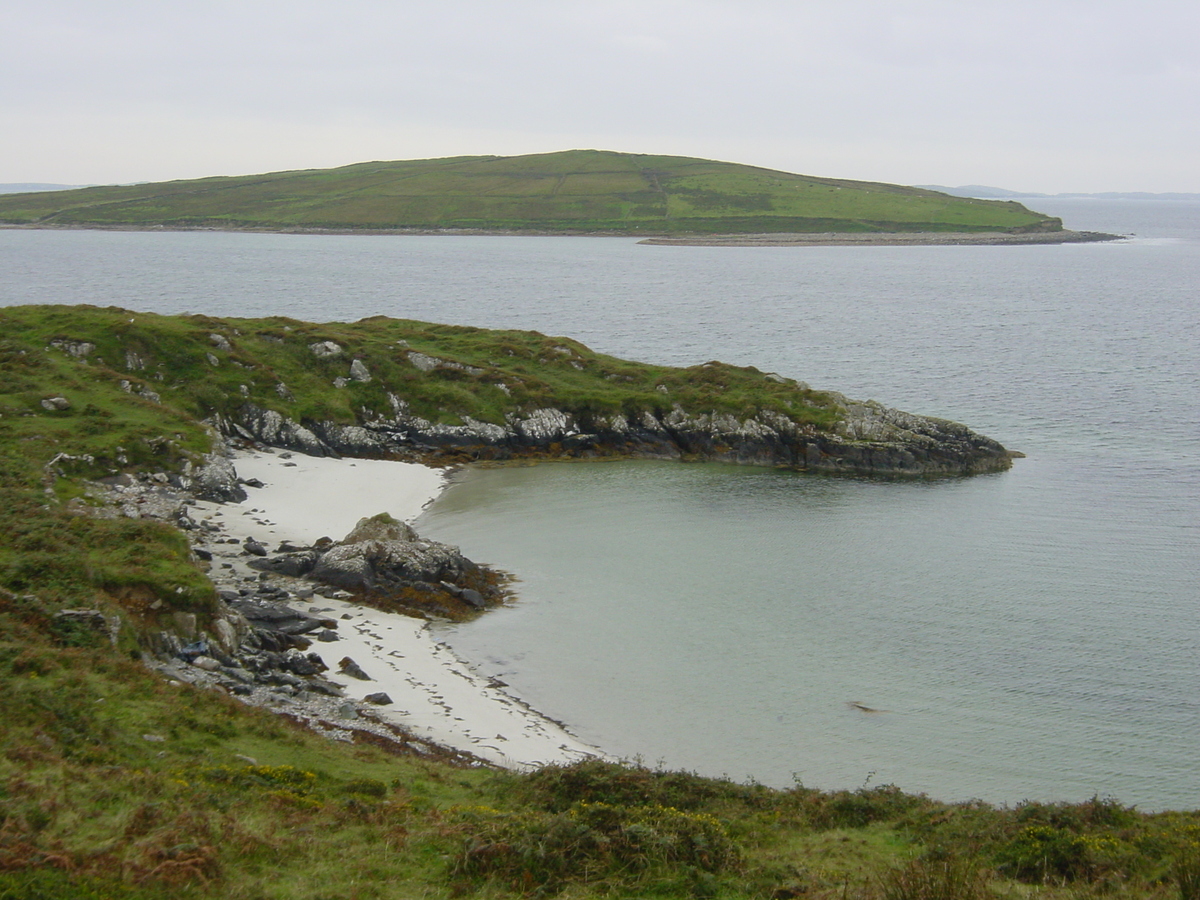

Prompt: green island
[2,304,1196,900]
[0,149,1067,236]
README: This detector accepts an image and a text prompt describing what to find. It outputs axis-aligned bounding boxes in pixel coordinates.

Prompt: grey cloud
[2,0,1197,191]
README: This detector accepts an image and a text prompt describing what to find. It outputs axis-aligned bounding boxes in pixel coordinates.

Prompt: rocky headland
[4,304,1021,763]
[11,304,1018,480]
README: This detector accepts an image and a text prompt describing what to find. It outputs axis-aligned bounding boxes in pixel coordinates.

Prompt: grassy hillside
[0,150,1060,234]
[4,305,1196,899]
[0,304,840,450]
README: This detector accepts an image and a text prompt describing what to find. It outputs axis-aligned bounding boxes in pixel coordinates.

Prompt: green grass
[0,304,842,442]
[4,591,1200,900]
[5,631,1200,900]
[0,150,1060,234]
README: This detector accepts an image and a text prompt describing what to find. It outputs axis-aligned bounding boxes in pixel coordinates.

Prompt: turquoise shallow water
[3,198,1197,807]
[419,454,1196,807]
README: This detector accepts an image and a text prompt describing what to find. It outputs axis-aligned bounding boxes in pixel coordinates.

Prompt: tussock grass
[877,856,988,900]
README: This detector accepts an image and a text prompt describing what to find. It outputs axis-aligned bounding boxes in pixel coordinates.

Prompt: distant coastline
[0,222,1122,246]
[639,229,1121,247]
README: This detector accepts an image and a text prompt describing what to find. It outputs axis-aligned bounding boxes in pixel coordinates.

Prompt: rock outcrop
[244,513,504,617]
[214,395,1012,477]
[309,515,481,590]
[184,441,248,502]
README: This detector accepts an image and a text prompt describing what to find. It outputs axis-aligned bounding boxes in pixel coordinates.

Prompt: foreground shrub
[450,799,740,894]
[803,783,936,830]
[1014,796,1141,831]
[515,758,774,813]
[995,824,1129,883]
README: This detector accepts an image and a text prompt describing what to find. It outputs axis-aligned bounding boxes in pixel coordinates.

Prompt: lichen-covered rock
[222,405,330,457]
[406,351,483,376]
[311,549,377,590]
[343,514,418,545]
[49,339,95,359]
[187,445,247,502]
[311,513,478,591]
[309,340,343,358]
[510,407,574,442]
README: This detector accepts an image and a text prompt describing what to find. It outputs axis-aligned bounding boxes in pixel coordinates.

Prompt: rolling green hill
[0,149,1060,234]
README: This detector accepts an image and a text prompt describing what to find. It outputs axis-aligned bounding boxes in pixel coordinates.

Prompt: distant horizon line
[916,184,1200,201]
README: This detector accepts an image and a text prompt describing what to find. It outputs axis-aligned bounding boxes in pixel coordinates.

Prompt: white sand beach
[223,450,448,545]
[193,447,599,769]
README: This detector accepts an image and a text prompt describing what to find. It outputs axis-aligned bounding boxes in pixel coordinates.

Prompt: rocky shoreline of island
[638,229,1121,247]
[217,391,1019,478]
[1,223,1120,246]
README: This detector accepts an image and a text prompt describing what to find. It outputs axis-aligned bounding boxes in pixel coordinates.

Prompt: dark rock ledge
[213,390,1015,478]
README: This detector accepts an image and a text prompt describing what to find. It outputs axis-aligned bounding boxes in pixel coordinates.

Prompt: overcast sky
[3,0,1197,192]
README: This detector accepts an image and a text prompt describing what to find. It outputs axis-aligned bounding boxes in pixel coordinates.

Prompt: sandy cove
[188,447,600,770]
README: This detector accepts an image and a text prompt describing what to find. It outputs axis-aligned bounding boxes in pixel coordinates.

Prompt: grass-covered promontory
[1,303,840,455]
[0,301,844,620]
[0,149,1060,234]
[4,304,1197,899]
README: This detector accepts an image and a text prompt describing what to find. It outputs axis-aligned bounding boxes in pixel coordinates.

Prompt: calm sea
[2,198,1197,808]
